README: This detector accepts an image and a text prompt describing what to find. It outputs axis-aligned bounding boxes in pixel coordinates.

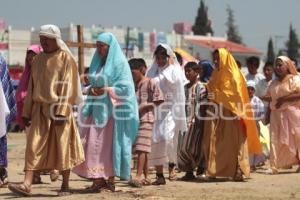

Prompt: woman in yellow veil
[202,48,261,181]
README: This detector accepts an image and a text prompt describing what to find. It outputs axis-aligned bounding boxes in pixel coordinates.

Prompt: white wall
[8,29,31,66]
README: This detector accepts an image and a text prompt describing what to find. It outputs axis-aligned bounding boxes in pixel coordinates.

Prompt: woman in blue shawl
[73,32,139,192]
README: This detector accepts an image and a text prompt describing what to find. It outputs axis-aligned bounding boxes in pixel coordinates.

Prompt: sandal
[85,184,101,193]
[196,167,205,176]
[128,179,142,188]
[0,177,8,188]
[85,179,106,193]
[180,172,196,181]
[8,183,31,197]
[50,170,60,182]
[198,175,216,182]
[168,164,177,181]
[169,171,177,181]
[265,168,279,175]
[141,178,152,186]
[57,186,72,196]
[0,168,8,187]
[152,175,166,185]
[104,181,115,192]
[250,166,256,173]
[233,168,244,182]
[197,173,207,180]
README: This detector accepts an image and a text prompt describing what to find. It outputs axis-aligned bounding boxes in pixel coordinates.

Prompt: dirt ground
[0,133,299,200]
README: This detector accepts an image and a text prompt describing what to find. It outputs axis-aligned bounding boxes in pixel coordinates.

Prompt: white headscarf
[147,43,188,141]
[39,24,83,104]
[147,43,186,79]
[39,25,74,58]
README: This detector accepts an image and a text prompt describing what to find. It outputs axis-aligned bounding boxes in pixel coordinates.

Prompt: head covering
[39,24,73,57]
[199,60,214,83]
[147,43,188,141]
[0,55,16,127]
[27,44,43,53]
[147,43,187,80]
[276,56,298,75]
[173,48,197,65]
[39,24,83,104]
[82,32,139,180]
[15,45,42,128]
[246,80,256,90]
[16,45,42,102]
[207,48,261,154]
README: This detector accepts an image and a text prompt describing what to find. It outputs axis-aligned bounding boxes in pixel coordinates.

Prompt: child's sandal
[142,178,152,186]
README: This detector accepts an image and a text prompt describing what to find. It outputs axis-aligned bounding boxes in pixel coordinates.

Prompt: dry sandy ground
[0,133,300,200]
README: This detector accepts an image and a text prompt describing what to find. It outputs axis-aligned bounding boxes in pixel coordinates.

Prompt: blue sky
[1,0,299,54]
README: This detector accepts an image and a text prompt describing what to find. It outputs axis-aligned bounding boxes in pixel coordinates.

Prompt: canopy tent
[174,47,197,65]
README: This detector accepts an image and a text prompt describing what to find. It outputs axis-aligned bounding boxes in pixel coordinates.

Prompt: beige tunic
[23,49,84,171]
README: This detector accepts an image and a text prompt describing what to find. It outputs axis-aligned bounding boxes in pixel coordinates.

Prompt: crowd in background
[0,24,300,197]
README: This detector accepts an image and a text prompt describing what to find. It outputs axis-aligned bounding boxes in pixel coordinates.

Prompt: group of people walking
[0,24,299,197]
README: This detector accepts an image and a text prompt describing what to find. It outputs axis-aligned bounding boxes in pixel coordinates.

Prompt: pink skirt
[72,117,114,179]
[270,106,300,168]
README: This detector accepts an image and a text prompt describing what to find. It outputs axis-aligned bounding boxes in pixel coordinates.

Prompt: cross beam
[65,25,96,75]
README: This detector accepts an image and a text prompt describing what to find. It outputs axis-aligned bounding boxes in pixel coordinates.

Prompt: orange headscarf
[207,48,262,154]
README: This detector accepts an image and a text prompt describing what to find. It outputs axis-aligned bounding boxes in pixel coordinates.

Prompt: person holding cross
[8,24,85,197]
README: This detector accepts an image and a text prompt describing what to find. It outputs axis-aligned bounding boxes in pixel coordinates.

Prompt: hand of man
[22,117,31,127]
[54,115,67,126]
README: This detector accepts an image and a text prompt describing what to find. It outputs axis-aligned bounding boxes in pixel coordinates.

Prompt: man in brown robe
[8,24,84,196]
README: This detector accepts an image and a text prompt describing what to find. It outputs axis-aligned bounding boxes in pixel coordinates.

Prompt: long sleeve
[55,57,78,117]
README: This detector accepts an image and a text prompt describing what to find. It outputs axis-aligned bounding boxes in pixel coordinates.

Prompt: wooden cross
[65,25,96,75]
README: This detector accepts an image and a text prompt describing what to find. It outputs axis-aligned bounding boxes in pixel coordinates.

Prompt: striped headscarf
[0,55,16,125]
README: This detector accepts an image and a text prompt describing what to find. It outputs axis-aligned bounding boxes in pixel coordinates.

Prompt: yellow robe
[23,49,84,171]
[202,48,259,178]
[207,48,261,154]
[203,106,250,178]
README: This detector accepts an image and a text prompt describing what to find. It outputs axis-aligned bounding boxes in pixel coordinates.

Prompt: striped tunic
[177,81,207,172]
[133,78,163,153]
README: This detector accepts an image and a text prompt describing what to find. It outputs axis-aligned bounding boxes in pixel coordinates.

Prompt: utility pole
[274,35,284,55]
[125,27,130,57]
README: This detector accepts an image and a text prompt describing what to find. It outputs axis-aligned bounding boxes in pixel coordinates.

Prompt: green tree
[226,5,242,44]
[192,0,214,36]
[266,37,275,62]
[286,24,300,59]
